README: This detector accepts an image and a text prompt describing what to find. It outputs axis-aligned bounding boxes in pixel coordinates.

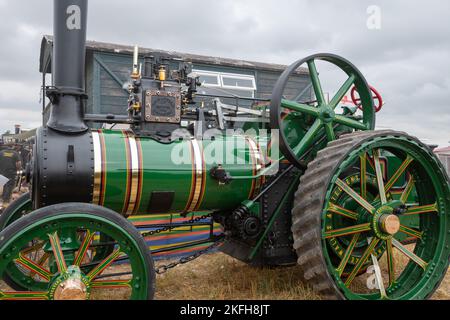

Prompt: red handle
[351,85,383,113]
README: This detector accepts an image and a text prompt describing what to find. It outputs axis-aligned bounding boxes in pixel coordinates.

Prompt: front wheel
[0,203,155,300]
[292,130,450,300]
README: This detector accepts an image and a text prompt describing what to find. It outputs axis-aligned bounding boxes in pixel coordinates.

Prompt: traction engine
[0,0,448,300]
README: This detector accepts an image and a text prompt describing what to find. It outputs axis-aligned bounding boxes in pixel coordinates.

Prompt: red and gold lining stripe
[122,130,133,214]
[122,131,143,216]
[92,130,143,215]
[184,139,206,212]
[246,137,265,199]
[92,130,107,206]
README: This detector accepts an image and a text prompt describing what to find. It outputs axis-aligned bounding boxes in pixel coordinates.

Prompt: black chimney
[46,0,88,133]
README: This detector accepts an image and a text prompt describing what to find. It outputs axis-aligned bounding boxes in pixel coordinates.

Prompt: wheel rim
[0,213,150,300]
[270,53,375,168]
[322,136,449,299]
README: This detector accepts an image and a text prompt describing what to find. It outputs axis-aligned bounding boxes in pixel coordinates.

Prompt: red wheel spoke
[329,74,356,109]
[399,225,423,239]
[324,223,371,239]
[404,202,438,216]
[336,234,360,277]
[345,238,380,286]
[373,149,387,204]
[14,252,52,282]
[86,248,124,281]
[91,279,132,289]
[386,238,395,286]
[336,178,376,214]
[74,230,95,266]
[48,232,67,274]
[327,203,358,220]
[0,291,49,301]
[384,155,414,193]
[392,238,428,270]
[307,60,326,105]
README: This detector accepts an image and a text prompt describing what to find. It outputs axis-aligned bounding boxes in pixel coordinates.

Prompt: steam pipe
[46,0,89,133]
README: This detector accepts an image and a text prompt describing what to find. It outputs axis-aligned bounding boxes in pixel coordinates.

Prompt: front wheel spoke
[336,178,376,214]
[91,279,132,289]
[329,74,356,109]
[386,238,395,286]
[404,202,438,216]
[281,99,320,117]
[0,291,49,300]
[324,223,371,239]
[14,253,52,281]
[73,230,95,266]
[400,176,415,204]
[399,225,423,239]
[307,60,325,105]
[333,115,368,130]
[384,155,414,193]
[29,252,51,279]
[345,238,380,286]
[392,238,428,270]
[373,149,387,204]
[292,119,322,158]
[86,248,124,281]
[324,122,335,141]
[327,203,358,220]
[48,232,67,274]
[336,234,360,276]
[360,153,367,199]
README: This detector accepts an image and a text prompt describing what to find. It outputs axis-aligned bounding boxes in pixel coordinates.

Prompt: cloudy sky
[0,0,449,146]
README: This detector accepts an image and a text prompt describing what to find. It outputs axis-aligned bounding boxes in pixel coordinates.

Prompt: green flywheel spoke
[0,291,49,300]
[399,225,423,239]
[386,238,396,286]
[336,234,360,276]
[333,115,368,130]
[404,202,438,216]
[48,232,68,274]
[400,177,415,204]
[324,122,335,141]
[345,238,380,286]
[392,238,428,270]
[324,223,371,239]
[307,60,325,105]
[86,248,124,281]
[281,99,320,117]
[384,155,414,193]
[336,178,376,214]
[327,203,358,220]
[73,230,95,266]
[329,74,356,109]
[373,149,387,204]
[360,153,367,199]
[91,279,132,289]
[14,252,52,281]
[292,119,322,157]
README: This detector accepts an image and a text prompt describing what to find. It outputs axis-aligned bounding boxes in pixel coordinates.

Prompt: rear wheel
[0,203,155,300]
[292,130,450,300]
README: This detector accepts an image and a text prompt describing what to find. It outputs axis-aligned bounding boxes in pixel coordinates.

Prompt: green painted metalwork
[0,212,152,300]
[321,135,450,300]
[97,130,267,215]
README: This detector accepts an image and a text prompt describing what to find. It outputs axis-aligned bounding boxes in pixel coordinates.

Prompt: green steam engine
[0,0,448,300]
